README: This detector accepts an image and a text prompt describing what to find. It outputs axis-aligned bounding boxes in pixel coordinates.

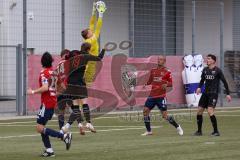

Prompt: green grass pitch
[0,108,240,160]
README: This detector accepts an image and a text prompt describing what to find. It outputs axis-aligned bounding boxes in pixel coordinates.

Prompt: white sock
[46,148,54,153]
[78,123,83,128]
[65,123,71,129]
[59,130,64,134]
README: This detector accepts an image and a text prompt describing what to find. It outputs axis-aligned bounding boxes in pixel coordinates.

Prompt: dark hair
[207,54,217,62]
[69,50,81,58]
[81,42,91,52]
[60,49,70,60]
[81,28,89,39]
[41,52,53,68]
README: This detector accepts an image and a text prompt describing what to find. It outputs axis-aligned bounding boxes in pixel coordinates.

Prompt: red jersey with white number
[39,67,57,109]
[147,67,172,98]
[56,60,68,86]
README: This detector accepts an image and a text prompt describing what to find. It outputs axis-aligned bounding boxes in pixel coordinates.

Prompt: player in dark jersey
[141,55,183,136]
[27,52,72,157]
[194,54,231,136]
[61,42,105,135]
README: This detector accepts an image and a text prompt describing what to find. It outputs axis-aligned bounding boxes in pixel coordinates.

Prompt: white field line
[109,107,240,114]
[216,115,240,117]
[1,114,240,127]
[0,116,119,124]
[0,126,161,139]
[0,109,239,125]
[1,107,240,121]
[0,125,146,127]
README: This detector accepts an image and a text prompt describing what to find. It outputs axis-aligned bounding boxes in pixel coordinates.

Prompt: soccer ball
[96,1,106,13]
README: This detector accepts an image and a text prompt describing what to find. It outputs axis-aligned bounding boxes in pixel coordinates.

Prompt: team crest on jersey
[212,71,216,74]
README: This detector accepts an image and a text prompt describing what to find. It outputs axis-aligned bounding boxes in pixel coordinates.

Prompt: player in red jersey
[141,55,183,136]
[27,52,72,157]
[56,49,73,130]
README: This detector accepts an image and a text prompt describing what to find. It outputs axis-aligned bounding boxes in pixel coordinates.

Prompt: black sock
[68,105,80,125]
[58,114,64,130]
[144,116,151,132]
[41,133,51,148]
[197,115,203,132]
[83,104,91,123]
[210,115,218,133]
[167,116,179,128]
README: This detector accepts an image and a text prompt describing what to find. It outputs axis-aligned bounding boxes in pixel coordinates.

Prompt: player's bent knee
[197,111,203,115]
[207,108,214,116]
[143,107,150,116]
[197,107,204,115]
[36,124,44,133]
[162,112,168,119]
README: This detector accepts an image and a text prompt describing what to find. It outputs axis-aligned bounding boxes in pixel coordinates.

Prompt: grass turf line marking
[204,142,216,145]
[0,126,161,139]
[0,125,147,127]
[0,109,239,124]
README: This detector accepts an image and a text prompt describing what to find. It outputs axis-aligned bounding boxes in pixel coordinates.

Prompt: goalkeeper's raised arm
[81,1,107,56]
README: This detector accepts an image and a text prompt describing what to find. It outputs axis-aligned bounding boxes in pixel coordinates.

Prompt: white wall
[224,0,233,51]
[0,0,21,96]
[101,0,129,55]
[184,0,233,56]
[27,0,61,54]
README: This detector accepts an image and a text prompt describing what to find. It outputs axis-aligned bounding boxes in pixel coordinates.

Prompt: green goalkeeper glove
[96,1,107,17]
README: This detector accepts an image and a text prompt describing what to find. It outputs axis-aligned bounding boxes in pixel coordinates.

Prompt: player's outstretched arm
[95,1,107,39]
[80,49,105,65]
[89,1,97,31]
[94,17,103,39]
[98,48,105,59]
[27,84,48,95]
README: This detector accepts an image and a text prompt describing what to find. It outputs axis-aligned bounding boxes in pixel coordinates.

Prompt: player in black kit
[61,42,105,135]
[194,54,231,136]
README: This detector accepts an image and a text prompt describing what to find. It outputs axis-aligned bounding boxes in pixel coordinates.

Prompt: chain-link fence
[0,45,17,113]
[0,0,240,115]
[0,44,25,115]
[0,0,235,55]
